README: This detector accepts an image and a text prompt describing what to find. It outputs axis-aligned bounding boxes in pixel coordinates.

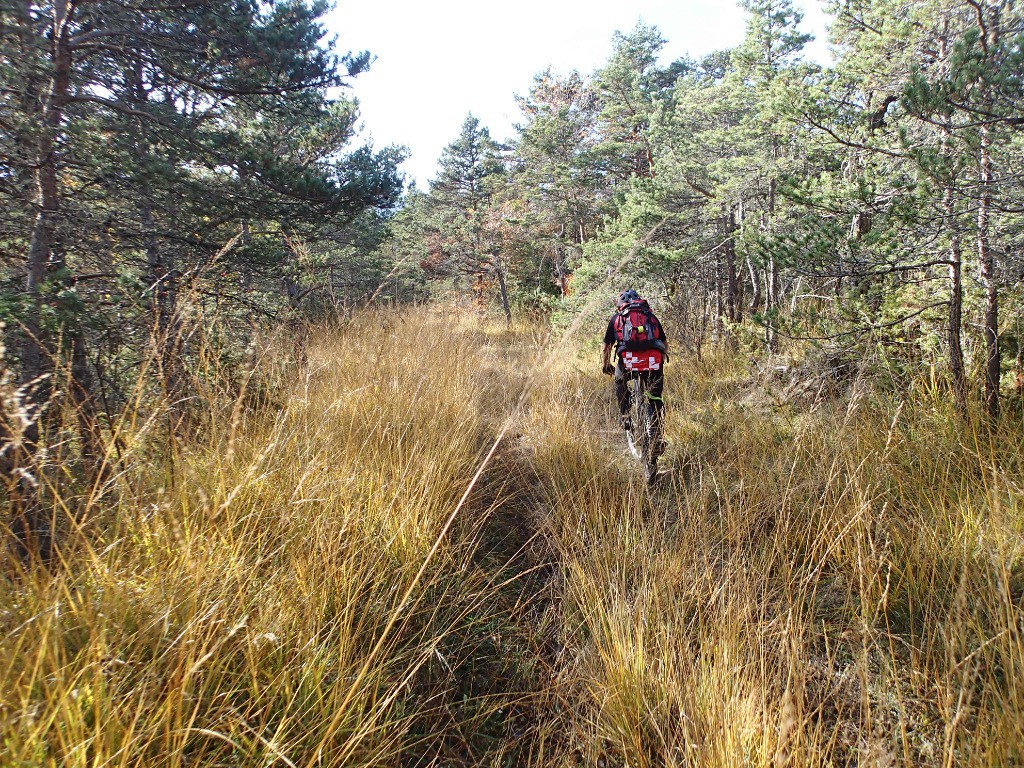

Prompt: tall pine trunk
[943,185,968,417]
[493,255,512,328]
[725,205,739,326]
[714,252,724,342]
[766,173,779,351]
[143,204,180,397]
[13,0,76,556]
[554,225,570,298]
[23,0,73,393]
[978,127,999,419]
[129,52,181,399]
[741,199,762,314]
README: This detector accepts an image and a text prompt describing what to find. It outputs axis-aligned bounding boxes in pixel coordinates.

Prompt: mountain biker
[601,289,668,436]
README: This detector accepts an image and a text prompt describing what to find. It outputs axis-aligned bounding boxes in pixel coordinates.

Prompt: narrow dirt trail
[458,333,706,762]
[433,322,688,762]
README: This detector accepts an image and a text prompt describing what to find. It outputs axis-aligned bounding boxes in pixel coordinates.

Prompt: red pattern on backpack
[613,299,663,350]
[622,350,663,372]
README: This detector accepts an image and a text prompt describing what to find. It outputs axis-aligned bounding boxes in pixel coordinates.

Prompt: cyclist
[601,289,668,437]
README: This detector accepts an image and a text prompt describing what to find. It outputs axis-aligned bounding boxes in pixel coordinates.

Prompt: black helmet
[619,289,640,304]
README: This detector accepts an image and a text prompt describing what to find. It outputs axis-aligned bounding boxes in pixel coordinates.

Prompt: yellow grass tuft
[3,308,1023,766]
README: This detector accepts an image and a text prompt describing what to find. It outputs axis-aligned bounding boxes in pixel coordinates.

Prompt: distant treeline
[397,0,1023,420]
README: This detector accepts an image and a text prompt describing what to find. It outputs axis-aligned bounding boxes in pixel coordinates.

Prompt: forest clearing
[2,309,1022,766]
[4,0,1024,764]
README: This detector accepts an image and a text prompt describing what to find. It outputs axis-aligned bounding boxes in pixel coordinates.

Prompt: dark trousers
[614,359,664,417]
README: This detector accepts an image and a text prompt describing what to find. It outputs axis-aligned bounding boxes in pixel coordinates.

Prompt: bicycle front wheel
[639,396,659,483]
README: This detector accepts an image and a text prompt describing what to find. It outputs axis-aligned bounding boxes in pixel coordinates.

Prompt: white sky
[326,0,832,187]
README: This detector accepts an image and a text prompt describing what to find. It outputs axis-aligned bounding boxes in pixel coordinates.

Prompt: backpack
[613,298,666,371]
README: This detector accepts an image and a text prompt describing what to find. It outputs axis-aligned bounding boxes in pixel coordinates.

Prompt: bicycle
[624,375,664,484]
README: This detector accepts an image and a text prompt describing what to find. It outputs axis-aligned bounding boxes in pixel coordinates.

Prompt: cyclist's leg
[648,369,665,411]
[614,359,630,428]
[647,370,666,449]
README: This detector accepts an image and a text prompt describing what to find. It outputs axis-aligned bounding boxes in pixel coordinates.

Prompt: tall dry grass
[1,310,549,767]
[3,310,1022,766]
[523,347,1024,767]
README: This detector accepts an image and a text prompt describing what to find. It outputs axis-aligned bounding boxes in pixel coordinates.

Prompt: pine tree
[514,69,605,296]
[592,24,668,183]
[733,0,813,348]
[428,115,508,315]
[0,0,403,547]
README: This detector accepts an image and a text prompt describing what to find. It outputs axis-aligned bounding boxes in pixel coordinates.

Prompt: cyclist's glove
[602,363,615,376]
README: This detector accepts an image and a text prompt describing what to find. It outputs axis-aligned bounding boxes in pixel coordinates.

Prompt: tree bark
[553,227,570,298]
[978,126,999,419]
[142,204,180,394]
[70,332,104,467]
[740,200,761,314]
[23,0,74,390]
[11,0,76,556]
[128,49,180,395]
[766,175,779,351]
[725,205,740,325]
[747,254,762,313]
[943,184,968,417]
[714,252,724,341]
[494,255,512,328]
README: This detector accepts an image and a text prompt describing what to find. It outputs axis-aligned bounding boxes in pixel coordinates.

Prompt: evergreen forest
[2,1,1024,766]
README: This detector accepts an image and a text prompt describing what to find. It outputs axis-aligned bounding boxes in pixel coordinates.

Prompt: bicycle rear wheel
[639,396,659,483]
[625,378,659,483]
